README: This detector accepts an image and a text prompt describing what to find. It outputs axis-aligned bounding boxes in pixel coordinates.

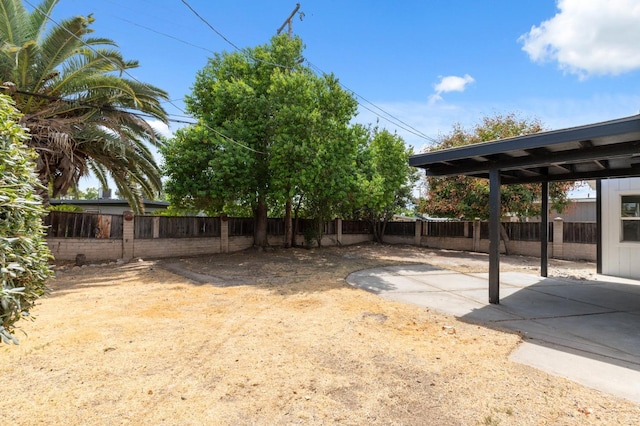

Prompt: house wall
[50,200,169,215]
[601,177,640,279]
[550,199,596,222]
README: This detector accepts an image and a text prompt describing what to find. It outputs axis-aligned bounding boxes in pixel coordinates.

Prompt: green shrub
[48,204,83,212]
[0,94,52,344]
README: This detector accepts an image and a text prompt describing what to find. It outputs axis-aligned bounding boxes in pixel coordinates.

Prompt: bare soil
[3,244,638,425]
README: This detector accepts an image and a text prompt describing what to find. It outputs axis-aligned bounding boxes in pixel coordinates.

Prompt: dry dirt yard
[3,244,639,425]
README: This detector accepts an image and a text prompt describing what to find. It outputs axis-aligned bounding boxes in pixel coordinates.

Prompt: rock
[75,253,86,266]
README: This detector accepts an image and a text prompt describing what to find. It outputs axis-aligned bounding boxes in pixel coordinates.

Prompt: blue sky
[45,0,640,194]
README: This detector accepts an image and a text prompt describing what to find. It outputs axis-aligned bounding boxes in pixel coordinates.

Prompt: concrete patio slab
[382,290,522,321]
[345,265,640,403]
[412,273,493,291]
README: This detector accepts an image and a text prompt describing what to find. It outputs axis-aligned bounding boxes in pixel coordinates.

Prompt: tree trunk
[283,199,292,248]
[499,223,511,256]
[316,219,324,247]
[373,220,381,243]
[292,195,304,247]
[378,218,388,243]
[253,198,268,248]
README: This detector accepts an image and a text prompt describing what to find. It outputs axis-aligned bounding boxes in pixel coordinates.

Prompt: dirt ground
[3,244,638,425]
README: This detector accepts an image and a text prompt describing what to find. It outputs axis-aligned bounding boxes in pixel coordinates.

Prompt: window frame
[620,195,640,242]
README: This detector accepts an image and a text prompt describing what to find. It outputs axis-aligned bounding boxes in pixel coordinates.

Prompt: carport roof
[409,114,640,184]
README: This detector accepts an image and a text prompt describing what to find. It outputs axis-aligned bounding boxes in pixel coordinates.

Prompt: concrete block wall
[45,215,596,263]
[418,219,595,262]
[562,242,596,261]
[134,237,222,259]
[47,238,123,262]
[340,234,373,246]
[385,235,418,245]
[228,236,254,253]
[421,236,474,252]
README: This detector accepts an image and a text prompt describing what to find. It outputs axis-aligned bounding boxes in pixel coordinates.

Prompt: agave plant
[0,0,169,213]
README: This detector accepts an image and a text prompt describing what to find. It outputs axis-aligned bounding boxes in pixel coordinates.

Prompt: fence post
[464,221,470,238]
[473,219,481,252]
[414,219,422,246]
[122,211,135,261]
[220,215,229,253]
[553,217,564,259]
[336,218,342,245]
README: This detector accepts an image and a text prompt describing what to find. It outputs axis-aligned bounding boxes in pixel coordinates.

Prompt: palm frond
[0,0,168,211]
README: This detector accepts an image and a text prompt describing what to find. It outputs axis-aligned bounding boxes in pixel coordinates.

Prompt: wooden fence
[424,221,466,238]
[133,216,222,239]
[44,212,598,244]
[563,222,597,244]
[44,212,597,263]
[44,211,123,239]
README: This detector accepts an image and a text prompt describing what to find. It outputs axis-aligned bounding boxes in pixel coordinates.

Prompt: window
[621,195,640,241]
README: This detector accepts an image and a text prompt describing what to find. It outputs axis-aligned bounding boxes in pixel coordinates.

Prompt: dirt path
[2,244,637,425]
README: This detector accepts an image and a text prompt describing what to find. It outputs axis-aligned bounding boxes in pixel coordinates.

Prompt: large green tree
[355,127,418,242]
[269,69,359,246]
[162,34,359,247]
[0,94,52,344]
[419,114,574,220]
[0,0,169,213]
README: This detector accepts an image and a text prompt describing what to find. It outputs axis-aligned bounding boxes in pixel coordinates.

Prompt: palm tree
[0,0,169,213]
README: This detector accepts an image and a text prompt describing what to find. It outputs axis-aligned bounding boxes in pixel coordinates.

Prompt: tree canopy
[162,34,359,246]
[419,114,574,220]
[0,0,169,213]
[0,94,52,344]
[353,126,418,242]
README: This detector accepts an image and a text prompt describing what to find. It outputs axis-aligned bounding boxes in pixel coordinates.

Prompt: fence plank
[229,217,254,237]
[425,221,467,238]
[564,222,596,244]
[385,221,415,236]
[342,220,369,234]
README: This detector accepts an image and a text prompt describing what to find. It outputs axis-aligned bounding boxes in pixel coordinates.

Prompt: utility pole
[277,3,303,37]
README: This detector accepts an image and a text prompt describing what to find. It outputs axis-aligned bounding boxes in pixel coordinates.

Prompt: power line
[180,0,291,70]
[88,2,436,144]
[180,0,242,51]
[21,0,264,155]
[28,0,433,151]
[306,61,437,143]
[104,15,216,54]
[176,1,435,144]
[2,83,265,154]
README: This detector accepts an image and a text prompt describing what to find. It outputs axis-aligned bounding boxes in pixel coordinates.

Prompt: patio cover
[409,114,640,303]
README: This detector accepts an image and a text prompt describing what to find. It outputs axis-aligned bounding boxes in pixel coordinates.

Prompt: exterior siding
[601,177,640,279]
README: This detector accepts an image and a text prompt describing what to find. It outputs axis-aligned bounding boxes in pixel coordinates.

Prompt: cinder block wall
[46,216,596,263]
[47,239,123,262]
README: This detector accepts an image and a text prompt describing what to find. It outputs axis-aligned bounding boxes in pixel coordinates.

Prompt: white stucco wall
[601,177,640,279]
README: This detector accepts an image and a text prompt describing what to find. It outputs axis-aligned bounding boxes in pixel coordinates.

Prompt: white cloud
[520,0,640,78]
[428,74,475,104]
[147,119,173,138]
